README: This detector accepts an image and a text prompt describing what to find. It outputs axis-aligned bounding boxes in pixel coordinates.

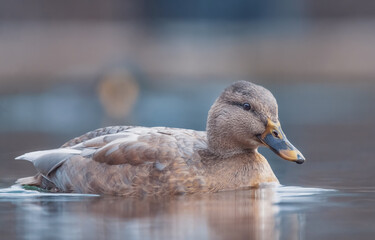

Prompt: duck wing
[16,126,207,194]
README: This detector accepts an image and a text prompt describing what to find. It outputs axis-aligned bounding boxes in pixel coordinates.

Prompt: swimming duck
[15,81,305,196]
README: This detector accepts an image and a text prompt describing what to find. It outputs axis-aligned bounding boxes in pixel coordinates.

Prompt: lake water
[1,82,375,239]
[0,184,374,240]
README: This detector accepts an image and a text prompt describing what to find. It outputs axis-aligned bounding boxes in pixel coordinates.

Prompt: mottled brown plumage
[15,81,305,196]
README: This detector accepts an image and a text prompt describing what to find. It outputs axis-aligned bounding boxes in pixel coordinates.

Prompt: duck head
[207,81,305,164]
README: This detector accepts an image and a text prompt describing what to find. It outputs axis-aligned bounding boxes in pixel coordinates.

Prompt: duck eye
[242,103,251,111]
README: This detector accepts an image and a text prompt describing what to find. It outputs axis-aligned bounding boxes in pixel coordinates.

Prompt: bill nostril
[272,130,279,138]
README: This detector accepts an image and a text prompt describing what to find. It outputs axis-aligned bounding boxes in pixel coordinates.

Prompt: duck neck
[201,150,278,189]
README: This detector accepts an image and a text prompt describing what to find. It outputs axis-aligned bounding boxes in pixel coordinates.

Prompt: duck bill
[258,119,305,164]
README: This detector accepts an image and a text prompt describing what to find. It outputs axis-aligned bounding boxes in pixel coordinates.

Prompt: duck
[15,81,305,196]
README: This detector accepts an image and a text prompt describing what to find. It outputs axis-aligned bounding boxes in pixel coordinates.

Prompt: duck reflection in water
[7,188,303,240]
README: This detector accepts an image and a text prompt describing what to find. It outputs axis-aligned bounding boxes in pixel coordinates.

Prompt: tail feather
[15,148,81,177]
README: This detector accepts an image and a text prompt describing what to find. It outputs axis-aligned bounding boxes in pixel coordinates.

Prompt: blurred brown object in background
[97,69,139,120]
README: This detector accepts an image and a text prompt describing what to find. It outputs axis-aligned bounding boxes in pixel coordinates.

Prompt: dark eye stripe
[228,101,253,111]
[228,101,244,108]
[228,101,265,122]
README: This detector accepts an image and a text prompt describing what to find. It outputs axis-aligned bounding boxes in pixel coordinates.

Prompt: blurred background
[1,0,375,188]
[3,2,375,240]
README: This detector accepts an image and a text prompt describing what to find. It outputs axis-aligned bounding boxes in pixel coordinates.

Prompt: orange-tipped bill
[257,119,305,164]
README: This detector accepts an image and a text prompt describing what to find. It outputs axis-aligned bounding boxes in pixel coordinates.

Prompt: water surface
[1,184,374,240]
